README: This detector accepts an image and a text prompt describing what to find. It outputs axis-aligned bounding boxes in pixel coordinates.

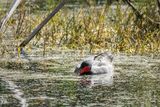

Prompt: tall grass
[0,1,159,56]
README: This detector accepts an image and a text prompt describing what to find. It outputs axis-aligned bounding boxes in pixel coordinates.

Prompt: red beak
[80,66,91,75]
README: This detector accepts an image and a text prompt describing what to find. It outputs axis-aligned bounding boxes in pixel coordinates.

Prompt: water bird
[74,52,114,76]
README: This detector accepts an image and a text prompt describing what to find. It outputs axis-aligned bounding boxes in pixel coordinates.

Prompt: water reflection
[0,54,160,107]
[0,78,27,107]
[79,74,113,88]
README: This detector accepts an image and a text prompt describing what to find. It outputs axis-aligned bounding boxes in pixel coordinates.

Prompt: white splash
[89,74,114,87]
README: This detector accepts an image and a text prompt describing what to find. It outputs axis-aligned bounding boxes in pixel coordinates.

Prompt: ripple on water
[0,54,160,106]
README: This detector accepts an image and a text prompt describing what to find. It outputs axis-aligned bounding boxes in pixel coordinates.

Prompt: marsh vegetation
[0,0,159,56]
[0,0,160,107]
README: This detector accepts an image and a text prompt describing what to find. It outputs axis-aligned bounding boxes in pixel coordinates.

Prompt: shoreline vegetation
[0,0,159,57]
[0,2,160,107]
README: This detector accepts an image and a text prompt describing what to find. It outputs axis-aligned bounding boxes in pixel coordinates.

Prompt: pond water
[0,53,160,107]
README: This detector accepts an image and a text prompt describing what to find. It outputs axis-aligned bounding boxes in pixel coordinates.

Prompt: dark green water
[0,54,160,107]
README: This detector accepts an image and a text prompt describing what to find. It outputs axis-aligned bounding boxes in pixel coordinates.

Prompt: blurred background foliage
[0,0,159,57]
